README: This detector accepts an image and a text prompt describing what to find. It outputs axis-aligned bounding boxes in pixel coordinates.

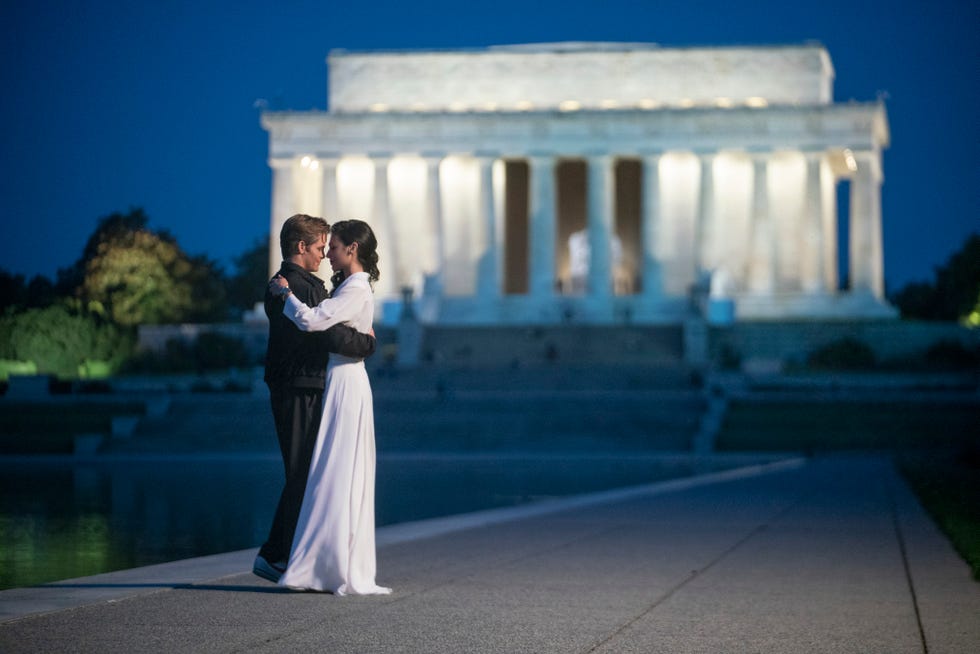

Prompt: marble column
[423,156,445,284]
[746,153,776,294]
[696,153,716,274]
[268,158,294,277]
[371,156,397,298]
[640,153,663,298]
[319,157,339,222]
[295,157,323,217]
[528,156,556,298]
[587,155,614,298]
[476,156,501,298]
[802,152,827,293]
[849,151,885,298]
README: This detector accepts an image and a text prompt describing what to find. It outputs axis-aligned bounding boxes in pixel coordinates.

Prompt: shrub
[125,332,254,373]
[0,359,38,381]
[193,332,254,370]
[0,304,133,378]
[923,339,980,370]
[806,337,876,370]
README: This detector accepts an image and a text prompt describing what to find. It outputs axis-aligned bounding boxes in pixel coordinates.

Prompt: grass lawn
[716,399,980,580]
[897,448,980,580]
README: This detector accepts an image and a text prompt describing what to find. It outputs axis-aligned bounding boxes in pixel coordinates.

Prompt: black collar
[280,261,327,290]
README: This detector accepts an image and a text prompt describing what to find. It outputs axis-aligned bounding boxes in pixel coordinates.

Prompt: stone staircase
[371,365,703,452]
[104,363,706,455]
[102,394,275,454]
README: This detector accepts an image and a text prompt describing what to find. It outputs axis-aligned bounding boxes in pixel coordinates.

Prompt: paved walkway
[1,455,977,653]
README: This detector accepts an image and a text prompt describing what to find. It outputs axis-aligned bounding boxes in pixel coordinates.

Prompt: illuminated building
[262,43,892,324]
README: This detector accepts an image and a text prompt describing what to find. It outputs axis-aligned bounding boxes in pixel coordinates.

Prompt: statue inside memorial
[567,230,627,294]
[708,267,735,325]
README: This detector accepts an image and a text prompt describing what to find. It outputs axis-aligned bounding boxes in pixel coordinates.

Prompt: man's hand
[269,275,291,298]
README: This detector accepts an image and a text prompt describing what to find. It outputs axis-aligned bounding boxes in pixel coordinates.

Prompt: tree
[225,236,270,315]
[81,230,193,326]
[74,208,228,326]
[183,254,231,323]
[0,269,58,311]
[934,233,980,321]
[0,270,27,311]
[892,281,940,320]
[892,233,980,323]
[965,290,980,328]
[56,208,153,297]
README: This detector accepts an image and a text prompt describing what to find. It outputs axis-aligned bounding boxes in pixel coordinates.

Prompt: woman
[268,219,391,595]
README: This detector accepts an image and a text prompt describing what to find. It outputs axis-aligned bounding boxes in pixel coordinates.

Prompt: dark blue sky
[1,0,976,292]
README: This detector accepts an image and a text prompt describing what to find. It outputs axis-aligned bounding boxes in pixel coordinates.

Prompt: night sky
[1,0,976,293]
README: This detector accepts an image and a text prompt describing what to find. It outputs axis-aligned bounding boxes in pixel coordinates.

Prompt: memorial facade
[261,43,893,325]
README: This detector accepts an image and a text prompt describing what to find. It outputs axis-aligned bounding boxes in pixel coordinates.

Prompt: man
[253,214,377,582]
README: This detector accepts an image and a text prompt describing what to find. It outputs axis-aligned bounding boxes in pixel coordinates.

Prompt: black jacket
[263,262,376,389]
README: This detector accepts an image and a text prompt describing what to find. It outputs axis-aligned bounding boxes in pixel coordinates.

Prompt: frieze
[327,44,834,113]
[264,103,887,157]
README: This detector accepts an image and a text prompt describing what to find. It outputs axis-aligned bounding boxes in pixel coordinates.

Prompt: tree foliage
[892,233,980,323]
[81,229,194,326]
[0,207,267,378]
[74,208,228,325]
[0,270,58,311]
[806,337,876,370]
[225,235,270,315]
[0,270,29,311]
[124,332,256,374]
[0,301,133,377]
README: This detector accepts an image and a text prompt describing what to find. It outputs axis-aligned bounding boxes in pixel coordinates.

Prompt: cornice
[263,102,889,158]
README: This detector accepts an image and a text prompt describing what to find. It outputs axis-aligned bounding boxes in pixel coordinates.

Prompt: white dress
[277,272,391,595]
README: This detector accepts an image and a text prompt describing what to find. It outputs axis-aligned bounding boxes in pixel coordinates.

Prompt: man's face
[297,233,327,272]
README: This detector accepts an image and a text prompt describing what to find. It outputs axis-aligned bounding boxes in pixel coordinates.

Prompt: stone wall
[415,325,684,368]
[137,323,269,359]
[137,320,977,372]
[713,320,979,366]
[328,44,833,113]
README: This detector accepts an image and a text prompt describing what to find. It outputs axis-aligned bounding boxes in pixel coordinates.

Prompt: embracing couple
[253,214,390,596]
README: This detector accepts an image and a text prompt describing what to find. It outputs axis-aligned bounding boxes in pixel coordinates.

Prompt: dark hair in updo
[329,219,380,290]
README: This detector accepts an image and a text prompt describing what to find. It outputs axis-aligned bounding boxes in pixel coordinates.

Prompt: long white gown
[277,272,391,595]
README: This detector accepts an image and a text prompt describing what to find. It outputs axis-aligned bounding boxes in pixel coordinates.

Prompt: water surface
[1,453,721,590]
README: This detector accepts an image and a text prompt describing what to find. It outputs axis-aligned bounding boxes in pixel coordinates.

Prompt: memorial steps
[105,361,705,455]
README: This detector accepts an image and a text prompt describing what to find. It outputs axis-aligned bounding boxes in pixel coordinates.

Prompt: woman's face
[326,234,355,272]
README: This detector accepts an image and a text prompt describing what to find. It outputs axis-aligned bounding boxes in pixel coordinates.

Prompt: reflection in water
[1,455,711,590]
[1,459,280,590]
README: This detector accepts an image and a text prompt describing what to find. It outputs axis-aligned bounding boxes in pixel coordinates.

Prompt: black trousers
[258,386,324,564]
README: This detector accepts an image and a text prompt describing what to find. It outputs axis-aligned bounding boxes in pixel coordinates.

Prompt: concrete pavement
[1,455,977,653]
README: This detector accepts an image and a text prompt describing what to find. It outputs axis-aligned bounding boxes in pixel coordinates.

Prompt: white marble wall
[328,43,833,113]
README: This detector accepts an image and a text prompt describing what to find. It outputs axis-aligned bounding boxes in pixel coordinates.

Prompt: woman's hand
[269,275,291,298]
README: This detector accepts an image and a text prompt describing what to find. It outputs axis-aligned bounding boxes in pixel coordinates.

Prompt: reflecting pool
[1,454,725,590]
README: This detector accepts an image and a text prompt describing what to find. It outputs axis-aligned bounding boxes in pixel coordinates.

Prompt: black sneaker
[252,555,286,583]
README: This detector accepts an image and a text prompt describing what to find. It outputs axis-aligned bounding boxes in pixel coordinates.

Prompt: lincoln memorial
[261,42,894,326]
